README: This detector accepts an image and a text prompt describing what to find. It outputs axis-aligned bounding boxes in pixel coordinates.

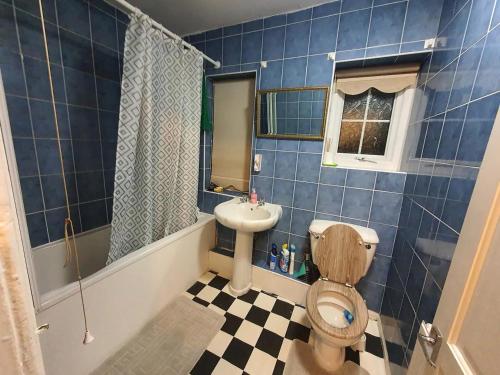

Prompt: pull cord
[37,0,94,344]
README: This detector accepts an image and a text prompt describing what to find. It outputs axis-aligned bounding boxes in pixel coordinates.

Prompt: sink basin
[214,198,282,232]
[214,198,282,296]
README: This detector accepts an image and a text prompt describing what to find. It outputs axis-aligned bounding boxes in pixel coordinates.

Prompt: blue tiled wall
[191,0,446,312]
[1,0,126,247]
[381,0,500,368]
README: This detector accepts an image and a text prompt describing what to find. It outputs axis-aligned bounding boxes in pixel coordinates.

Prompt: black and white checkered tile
[185,272,386,375]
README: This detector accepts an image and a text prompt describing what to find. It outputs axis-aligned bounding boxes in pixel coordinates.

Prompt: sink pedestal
[228,231,253,296]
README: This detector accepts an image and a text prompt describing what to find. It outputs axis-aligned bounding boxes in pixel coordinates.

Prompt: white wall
[36,216,215,375]
[32,226,111,295]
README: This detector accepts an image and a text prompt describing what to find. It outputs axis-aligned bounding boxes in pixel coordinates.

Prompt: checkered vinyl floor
[185,272,387,375]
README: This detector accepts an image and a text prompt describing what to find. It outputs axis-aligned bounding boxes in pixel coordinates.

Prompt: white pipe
[107,0,221,69]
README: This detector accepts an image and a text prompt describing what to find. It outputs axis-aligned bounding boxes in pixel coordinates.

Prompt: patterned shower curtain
[107,14,203,264]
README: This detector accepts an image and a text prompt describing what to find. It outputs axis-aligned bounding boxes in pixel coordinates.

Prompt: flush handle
[417,321,442,367]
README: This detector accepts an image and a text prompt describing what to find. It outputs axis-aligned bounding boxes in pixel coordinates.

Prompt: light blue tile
[293,182,317,210]
[252,176,273,202]
[282,57,307,88]
[375,172,405,193]
[313,2,341,18]
[284,21,310,58]
[320,167,347,186]
[272,178,294,206]
[306,54,333,86]
[402,0,443,42]
[370,191,403,225]
[299,140,323,153]
[296,153,321,182]
[436,105,466,161]
[309,16,338,54]
[277,139,299,151]
[346,169,376,189]
[462,0,496,50]
[471,25,500,100]
[341,187,372,220]
[262,26,285,60]
[291,208,315,236]
[274,206,292,231]
[337,9,370,50]
[368,2,406,47]
[368,222,397,256]
[317,184,343,215]
[260,60,283,89]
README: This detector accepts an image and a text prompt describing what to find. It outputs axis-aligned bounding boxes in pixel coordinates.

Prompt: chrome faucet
[239,195,249,203]
[258,198,265,206]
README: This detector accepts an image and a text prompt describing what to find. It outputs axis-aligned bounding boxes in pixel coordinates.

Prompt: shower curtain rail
[109,0,221,69]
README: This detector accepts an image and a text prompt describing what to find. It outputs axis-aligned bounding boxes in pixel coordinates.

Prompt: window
[323,65,418,171]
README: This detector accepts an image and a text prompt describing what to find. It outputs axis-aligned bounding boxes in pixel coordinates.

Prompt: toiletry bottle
[269,244,278,271]
[289,244,295,275]
[250,188,257,204]
[279,243,289,273]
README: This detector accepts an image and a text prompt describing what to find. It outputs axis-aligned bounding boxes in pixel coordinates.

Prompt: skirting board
[208,250,310,305]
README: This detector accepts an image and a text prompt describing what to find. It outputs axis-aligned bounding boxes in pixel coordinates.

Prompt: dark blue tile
[13,138,37,177]
[68,105,99,140]
[287,8,311,23]
[77,171,105,202]
[296,153,321,182]
[0,49,24,96]
[368,2,406,47]
[337,9,370,51]
[36,139,74,174]
[365,254,391,285]
[342,0,372,12]
[398,294,416,347]
[223,35,241,65]
[99,110,119,142]
[436,105,466,161]
[17,11,61,64]
[293,181,317,211]
[57,0,90,38]
[312,2,341,18]
[26,212,48,247]
[89,0,116,16]
[299,140,323,153]
[415,211,439,266]
[97,78,120,111]
[375,172,405,193]
[205,38,222,63]
[402,0,443,42]
[346,169,376,189]
[45,205,80,240]
[341,187,372,220]
[457,93,499,164]
[406,255,427,308]
[320,167,346,186]
[310,16,339,54]
[273,179,294,207]
[368,222,397,256]
[252,176,273,202]
[206,28,222,40]
[24,58,65,101]
[316,184,343,215]
[306,54,333,86]
[417,274,441,322]
[0,3,22,52]
[264,14,286,28]
[274,206,292,232]
[20,177,43,213]
[284,21,310,58]
[72,139,102,171]
[428,224,456,288]
[365,44,399,57]
[290,208,315,236]
[93,43,120,81]
[104,169,114,196]
[6,96,31,137]
[241,31,262,64]
[254,230,268,252]
[90,6,118,51]
[80,199,107,231]
[243,19,263,33]
[223,24,241,36]
[64,68,97,108]
[101,141,116,169]
[463,0,496,50]
[14,0,57,23]
[471,26,500,100]
[189,32,205,43]
[30,100,70,139]
[370,191,403,226]
[357,279,384,312]
[255,138,276,150]
[41,173,78,209]
[277,139,299,151]
[260,60,282,89]
[421,116,443,159]
[274,151,297,180]
[448,37,484,109]
[282,57,307,88]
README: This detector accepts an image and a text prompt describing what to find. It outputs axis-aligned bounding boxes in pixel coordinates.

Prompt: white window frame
[323,82,416,172]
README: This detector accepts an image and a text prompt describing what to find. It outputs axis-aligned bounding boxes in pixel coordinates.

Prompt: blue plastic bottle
[279,243,289,273]
[269,244,278,270]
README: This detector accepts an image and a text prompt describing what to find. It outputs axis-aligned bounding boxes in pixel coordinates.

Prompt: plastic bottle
[269,244,278,271]
[250,188,257,203]
[279,243,289,273]
[288,244,295,275]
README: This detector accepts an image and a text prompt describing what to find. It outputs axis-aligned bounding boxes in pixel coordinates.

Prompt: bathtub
[36,213,215,375]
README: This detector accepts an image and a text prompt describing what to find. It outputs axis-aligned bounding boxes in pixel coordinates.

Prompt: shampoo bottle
[279,243,289,273]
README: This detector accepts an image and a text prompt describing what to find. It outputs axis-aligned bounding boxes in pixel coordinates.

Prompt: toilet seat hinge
[320,277,353,288]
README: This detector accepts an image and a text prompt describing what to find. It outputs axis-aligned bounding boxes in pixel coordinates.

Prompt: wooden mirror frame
[255,86,330,140]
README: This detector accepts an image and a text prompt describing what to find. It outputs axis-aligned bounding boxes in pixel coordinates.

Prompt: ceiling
[124,0,335,36]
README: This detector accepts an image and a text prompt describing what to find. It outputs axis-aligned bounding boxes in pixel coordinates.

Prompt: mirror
[255,86,329,140]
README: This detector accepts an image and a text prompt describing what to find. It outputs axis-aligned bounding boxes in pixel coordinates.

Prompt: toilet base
[308,330,346,372]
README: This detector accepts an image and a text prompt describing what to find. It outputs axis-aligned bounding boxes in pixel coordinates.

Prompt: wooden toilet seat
[306,279,368,340]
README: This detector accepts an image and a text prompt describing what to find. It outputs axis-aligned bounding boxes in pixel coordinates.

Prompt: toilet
[306,220,379,372]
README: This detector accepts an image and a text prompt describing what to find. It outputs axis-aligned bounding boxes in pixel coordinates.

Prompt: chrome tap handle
[258,198,265,206]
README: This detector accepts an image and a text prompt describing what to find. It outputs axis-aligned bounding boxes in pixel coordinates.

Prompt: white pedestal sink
[214,198,282,296]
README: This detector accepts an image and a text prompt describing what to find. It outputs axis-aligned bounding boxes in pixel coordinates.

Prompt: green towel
[200,77,212,131]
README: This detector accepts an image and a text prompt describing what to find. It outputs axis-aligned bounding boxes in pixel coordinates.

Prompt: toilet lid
[306,280,368,340]
[315,224,366,285]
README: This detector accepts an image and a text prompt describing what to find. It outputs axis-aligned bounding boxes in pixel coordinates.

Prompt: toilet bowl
[305,220,379,372]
